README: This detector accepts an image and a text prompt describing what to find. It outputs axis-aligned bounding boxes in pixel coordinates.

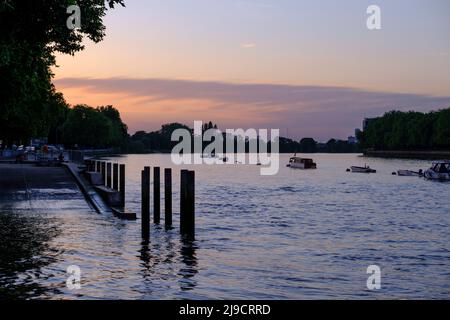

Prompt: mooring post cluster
[85,159,127,208]
[84,159,196,241]
[141,166,196,241]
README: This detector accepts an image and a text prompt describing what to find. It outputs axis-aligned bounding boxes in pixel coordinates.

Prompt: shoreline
[0,162,92,212]
[364,150,450,160]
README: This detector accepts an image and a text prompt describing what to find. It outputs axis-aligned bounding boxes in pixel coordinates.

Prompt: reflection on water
[179,240,198,292]
[0,212,62,299]
[1,154,450,299]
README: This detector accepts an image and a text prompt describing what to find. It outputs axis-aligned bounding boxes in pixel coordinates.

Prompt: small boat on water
[424,161,450,181]
[350,165,376,173]
[397,169,423,177]
[201,153,228,162]
[287,156,317,169]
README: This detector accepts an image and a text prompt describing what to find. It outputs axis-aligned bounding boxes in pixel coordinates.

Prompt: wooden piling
[101,162,106,185]
[164,168,172,228]
[186,170,195,239]
[119,164,126,207]
[106,162,112,188]
[154,167,161,224]
[180,170,189,234]
[113,163,119,191]
[86,160,91,171]
[141,168,151,240]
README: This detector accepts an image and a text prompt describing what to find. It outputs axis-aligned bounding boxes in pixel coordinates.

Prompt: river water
[1,154,449,299]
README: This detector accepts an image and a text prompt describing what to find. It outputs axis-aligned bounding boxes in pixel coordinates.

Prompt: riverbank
[0,163,92,212]
[364,150,450,160]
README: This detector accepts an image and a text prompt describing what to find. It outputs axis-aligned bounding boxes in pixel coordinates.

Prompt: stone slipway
[62,162,112,214]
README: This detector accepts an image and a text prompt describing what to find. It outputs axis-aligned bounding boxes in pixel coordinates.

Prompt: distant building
[348,136,357,144]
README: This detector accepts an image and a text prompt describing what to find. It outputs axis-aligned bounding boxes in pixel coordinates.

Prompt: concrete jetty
[0,163,92,212]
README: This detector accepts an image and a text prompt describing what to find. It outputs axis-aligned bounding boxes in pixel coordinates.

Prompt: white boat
[397,169,423,177]
[424,162,450,181]
[201,153,228,162]
[287,157,317,169]
[350,165,376,173]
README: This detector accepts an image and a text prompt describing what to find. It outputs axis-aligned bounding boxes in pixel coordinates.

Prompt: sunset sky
[54,0,450,141]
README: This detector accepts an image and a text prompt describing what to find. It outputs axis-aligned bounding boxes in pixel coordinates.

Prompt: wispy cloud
[241,43,256,49]
[54,77,450,140]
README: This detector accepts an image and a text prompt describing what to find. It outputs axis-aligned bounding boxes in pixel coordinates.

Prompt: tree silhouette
[359,108,450,150]
[0,0,125,144]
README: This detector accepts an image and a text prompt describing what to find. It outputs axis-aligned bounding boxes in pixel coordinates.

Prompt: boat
[397,169,423,177]
[424,161,450,181]
[287,156,317,169]
[350,165,376,173]
[201,153,228,162]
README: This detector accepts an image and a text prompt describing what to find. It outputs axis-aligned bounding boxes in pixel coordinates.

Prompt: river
[0,154,449,299]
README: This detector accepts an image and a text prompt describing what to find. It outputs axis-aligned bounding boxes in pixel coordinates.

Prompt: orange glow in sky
[53,0,450,140]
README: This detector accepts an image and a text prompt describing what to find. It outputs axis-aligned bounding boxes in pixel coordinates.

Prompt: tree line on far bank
[126,122,360,154]
[358,108,450,151]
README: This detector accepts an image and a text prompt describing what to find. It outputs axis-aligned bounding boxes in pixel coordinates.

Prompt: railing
[1,149,84,164]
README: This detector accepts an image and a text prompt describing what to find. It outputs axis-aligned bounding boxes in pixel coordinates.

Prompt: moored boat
[287,156,317,169]
[397,169,423,177]
[201,153,228,162]
[424,161,450,181]
[350,165,376,173]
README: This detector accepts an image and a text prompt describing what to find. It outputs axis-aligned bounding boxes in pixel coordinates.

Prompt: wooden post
[106,162,112,188]
[180,170,189,234]
[113,163,119,191]
[86,160,91,171]
[119,164,126,207]
[96,161,101,173]
[164,168,172,228]
[141,168,150,240]
[101,162,106,185]
[186,170,195,239]
[154,167,161,224]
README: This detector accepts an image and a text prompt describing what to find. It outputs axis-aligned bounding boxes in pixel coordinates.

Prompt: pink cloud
[54,77,450,141]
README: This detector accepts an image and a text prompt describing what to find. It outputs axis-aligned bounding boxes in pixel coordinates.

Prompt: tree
[62,104,115,148]
[0,0,125,144]
[299,138,317,153]
[359,108,450,150]
[98,105,129,145]
[434,108,450,148]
